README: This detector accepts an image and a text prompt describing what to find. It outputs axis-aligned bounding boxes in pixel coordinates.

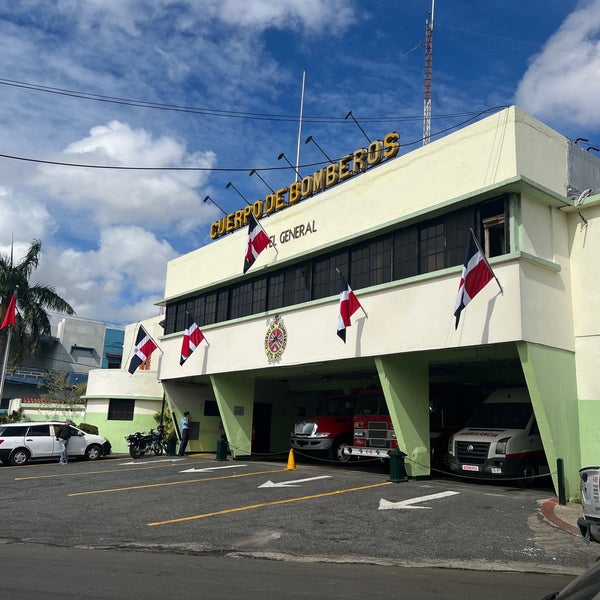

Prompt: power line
[0,77,493,124]
[0,107,511,172]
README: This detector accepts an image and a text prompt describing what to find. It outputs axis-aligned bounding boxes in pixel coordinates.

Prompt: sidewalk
[541,497,582,537]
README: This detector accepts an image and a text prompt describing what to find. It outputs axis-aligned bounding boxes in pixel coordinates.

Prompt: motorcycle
[125,428,166,459]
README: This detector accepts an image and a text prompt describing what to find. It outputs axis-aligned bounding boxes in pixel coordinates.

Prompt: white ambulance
[447,387,548,485]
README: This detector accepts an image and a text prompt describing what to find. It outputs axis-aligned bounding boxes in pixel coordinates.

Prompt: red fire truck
[290,395,356,462]
[342,393,398,460]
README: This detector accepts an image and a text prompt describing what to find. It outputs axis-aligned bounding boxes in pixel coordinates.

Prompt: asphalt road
[0,543,577,600]
[0,452,598,597]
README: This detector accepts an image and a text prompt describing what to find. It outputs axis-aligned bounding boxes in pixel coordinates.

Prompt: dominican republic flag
[337,274,363,342]
[180,311,206,365]
[128,325,158,374]
[243,213,271,274]
[1,291,17,329]
[453,230,495,329]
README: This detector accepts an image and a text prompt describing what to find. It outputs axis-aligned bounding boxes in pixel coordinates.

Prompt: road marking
[379,490,459,510]
[67,469,282,496]
[258,475,332,488]
[15,463,183,481]
[148,481,393,526]
[181,465,248,473]
[120,458,186,465]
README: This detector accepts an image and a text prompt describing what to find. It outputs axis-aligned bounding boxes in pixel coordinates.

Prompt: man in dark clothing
[56,419,74,464]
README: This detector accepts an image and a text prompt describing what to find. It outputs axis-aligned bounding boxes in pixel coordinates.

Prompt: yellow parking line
[147,481,393,526]
[67,469,283,496]
[15,463,183,481]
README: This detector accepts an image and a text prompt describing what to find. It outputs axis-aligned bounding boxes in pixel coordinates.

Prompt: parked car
[0,422,111,466]
[542,557,600,599]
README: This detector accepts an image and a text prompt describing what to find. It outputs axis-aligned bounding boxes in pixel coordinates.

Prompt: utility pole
[423,0,435,145]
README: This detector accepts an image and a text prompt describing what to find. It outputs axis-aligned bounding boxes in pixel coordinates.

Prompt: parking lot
[1,452,597,574]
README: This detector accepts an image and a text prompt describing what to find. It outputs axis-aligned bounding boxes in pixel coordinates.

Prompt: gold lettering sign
[210,131,399,239]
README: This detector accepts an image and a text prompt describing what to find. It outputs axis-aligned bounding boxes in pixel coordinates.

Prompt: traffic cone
[285,448,297,470]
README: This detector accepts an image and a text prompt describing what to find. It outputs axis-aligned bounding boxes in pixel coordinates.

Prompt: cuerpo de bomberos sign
[209,132,399,240]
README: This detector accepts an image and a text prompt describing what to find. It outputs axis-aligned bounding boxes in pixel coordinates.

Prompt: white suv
[0,422,112,466]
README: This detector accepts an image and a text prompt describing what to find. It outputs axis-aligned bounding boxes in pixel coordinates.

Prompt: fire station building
[90,106,600,499]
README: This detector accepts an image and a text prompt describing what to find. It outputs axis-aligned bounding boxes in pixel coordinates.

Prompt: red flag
[337,274,362,342]
[128,325,158,374]
[453,230,495,328]
[1,291,16,329]
[243,213,271,274]
[180,311,206,365]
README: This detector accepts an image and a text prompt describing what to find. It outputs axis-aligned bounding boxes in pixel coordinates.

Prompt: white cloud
[36,225,177,324]
[0,186,54,243]
[33,121,216,231]
[515,0,600,128]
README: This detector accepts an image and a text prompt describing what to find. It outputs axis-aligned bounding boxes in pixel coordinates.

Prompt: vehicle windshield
[467,402,532,429]
[316,397,355,416]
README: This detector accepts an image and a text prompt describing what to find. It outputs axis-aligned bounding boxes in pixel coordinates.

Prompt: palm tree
[0,240,75,366]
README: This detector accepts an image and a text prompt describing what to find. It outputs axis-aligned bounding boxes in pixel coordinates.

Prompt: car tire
[85,444,102,461]
[329,439,351,463]
[10,448,31,466]
[517,460,537,487]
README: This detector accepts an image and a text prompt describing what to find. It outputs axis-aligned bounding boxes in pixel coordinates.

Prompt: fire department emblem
[265,316,287,363]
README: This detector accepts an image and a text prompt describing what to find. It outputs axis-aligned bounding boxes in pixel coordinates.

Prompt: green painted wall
[578,399,600,469]
[375,355,430,478]
[210,373,255,458]
[517,342,580,499]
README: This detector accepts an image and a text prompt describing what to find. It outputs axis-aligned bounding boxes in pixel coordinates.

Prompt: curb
[540,497,580,536]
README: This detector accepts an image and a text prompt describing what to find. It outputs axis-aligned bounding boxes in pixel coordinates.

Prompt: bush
[77,422,98,435]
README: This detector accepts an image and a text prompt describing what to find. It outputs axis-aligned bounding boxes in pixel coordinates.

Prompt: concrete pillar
[375,355,430,478]
[210,373,255,459]
[517,342,581,499]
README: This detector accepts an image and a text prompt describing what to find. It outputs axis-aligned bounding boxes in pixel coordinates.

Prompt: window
[27,425,51,436]
[419,220,445,273]
[163,195,510,333]
[283,263,311,306]
[230,281,253,319]
[351,238,391,288]
[108,398,135,420]
[313,251,348,300]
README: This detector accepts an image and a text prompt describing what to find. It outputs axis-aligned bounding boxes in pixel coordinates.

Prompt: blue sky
[0,0,598,326]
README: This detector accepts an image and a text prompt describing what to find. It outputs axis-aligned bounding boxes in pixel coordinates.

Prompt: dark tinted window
[108,399,135,420]
[27,425,51,436]
[0,425,28,436]
[164,196,510,332]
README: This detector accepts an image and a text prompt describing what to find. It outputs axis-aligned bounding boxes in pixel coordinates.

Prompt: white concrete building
[88,107,600,498]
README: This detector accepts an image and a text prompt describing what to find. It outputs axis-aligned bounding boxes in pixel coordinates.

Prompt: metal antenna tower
[423,0,435,145]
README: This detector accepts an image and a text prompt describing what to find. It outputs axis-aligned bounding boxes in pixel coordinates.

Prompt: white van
[447,387,548,485]
[0,422,111,466]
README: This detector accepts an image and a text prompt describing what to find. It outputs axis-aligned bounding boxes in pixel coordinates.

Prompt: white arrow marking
[258,475,332,488]
[180,464,248,473]
[379,490,459,510]
[120,458,186,465]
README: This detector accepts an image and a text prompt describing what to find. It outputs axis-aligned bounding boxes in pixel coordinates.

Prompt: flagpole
[0,325,13,404]
[469,228,503,294]
[294,70,306,184]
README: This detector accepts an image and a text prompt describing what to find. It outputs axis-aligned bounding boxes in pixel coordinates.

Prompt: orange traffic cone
[285,448,297,470]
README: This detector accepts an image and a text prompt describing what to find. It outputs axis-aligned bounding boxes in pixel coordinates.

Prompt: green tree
[38,370,86,412]
[0,240,75,366]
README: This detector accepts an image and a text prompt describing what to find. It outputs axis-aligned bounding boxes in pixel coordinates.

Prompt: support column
[375,355,429,478]
[210,373,255,459]
[517,342,580,499]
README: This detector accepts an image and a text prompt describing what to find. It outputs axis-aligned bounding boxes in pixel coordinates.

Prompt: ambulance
[447,387,548,485]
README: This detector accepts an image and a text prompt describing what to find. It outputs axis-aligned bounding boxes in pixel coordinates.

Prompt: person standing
[56,419,74,464]
[178,411,190,456]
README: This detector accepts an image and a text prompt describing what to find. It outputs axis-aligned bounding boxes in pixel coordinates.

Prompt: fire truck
[342,393,398,459]
[290,394,356,462]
